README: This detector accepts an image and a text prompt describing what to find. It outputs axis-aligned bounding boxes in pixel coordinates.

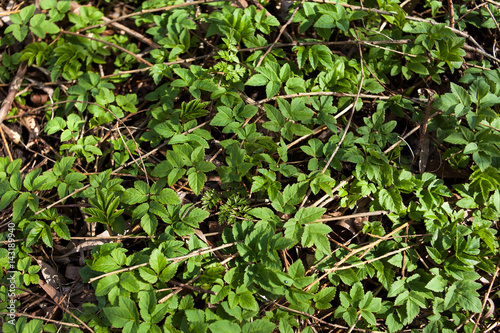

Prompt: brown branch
[0,61,27,124]
[168,280,216,295]
[60,30,153,67]
[0,283,94,333]
[255,0,305,68]
[88,241,241,283]
[0,312,81,328]
[35,185,91,216]
[472,257,500,333]
[240,39,413,53]
[448,0,455,28]
[256,91,391,105]
[304,221,410,291]
[79,0,235,33]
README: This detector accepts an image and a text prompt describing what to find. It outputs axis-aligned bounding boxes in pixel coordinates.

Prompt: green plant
[1,1,500,332]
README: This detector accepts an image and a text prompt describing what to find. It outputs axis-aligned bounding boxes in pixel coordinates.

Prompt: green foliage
[1,1,500,332]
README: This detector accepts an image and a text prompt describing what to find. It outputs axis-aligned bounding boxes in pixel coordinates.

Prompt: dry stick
[106,106,151,185]
[88,241,240,283]
[168,280,216,295]
[305,222,410,292]
[384,110,440,155]
[41,99,149,181]
[448,0,455,28]
[69,235,153,240]
[484,0,500,31]
[257,91,391,105]
[286,124,327,150]
[330,242,420,272]
[240,39,413,53]
[35,185,90,216]
[286,100,353,154]
[472,257,500,333]
[101,54,212,79]
[0,312,81,328]
[80,0,234,32]
[102,16,160,49]
[0,125,13,161]
[255,0,305,68]
[256,294,349,330]
[257,294,386,333]
[0,283,95,333]
[317,210,389,222]
[0,61,27,124]
[60,30,153,67]
[70,1,160,48]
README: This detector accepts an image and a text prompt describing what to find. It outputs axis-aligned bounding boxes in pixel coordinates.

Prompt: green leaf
[159,262,178,283]
[242,319,275,333]
[139,267,158,284]
[187,169,206,195]
[103,298,137,328]
[141,212,158,236]
[266,81,281,99]
[154,188,181,205]
[301,223,332,254]
[12,192,29,221]
[22,319,43,333]
[209,320,242,333]
[150,249,167,274]
[120,271,140,292]
[378,188,405,214]
[246,74,268,86]
[425,275,447,292]
[95,274,120,297]
[0,190,18,210]
[343,306,357,326]
[407,62,429,75]
[294,207,326,224]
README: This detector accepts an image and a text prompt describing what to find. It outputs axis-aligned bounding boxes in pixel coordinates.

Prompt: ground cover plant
[1,0,500,331]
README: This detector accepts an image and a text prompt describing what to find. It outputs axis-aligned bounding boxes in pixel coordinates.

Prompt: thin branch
[88,241,240,283]
[0,61,27,124]
[60,30,153,67]
[255,0,305,68]
[0,283,94,333]
[317,210,389,222]
[305,222,410,291]
[35,185,90,215]
[0,312,81,329]
[80,0,234,32]
[257,91,391,105]
[472,257,500,333]
[240,39,413,53]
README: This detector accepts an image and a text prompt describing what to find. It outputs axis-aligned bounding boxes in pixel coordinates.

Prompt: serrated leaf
[120,271,140,292]
[294,207,326,224]
[425,275,447,292]
[407,62,429,75]
[155,188,181,205]
[209,320,241,333]
[188,170,206,195]
[141,212,158,236]
[246,74,268,86]
[139,267,158,284]
[150,249,167,274]
[242,319,275,333]
[95,274,120,297]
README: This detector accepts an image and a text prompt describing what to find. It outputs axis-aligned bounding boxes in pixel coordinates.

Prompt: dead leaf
[1,124,21,144]
[65,265,82,281]
[39,280,66,305]
[37,259,64,287]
